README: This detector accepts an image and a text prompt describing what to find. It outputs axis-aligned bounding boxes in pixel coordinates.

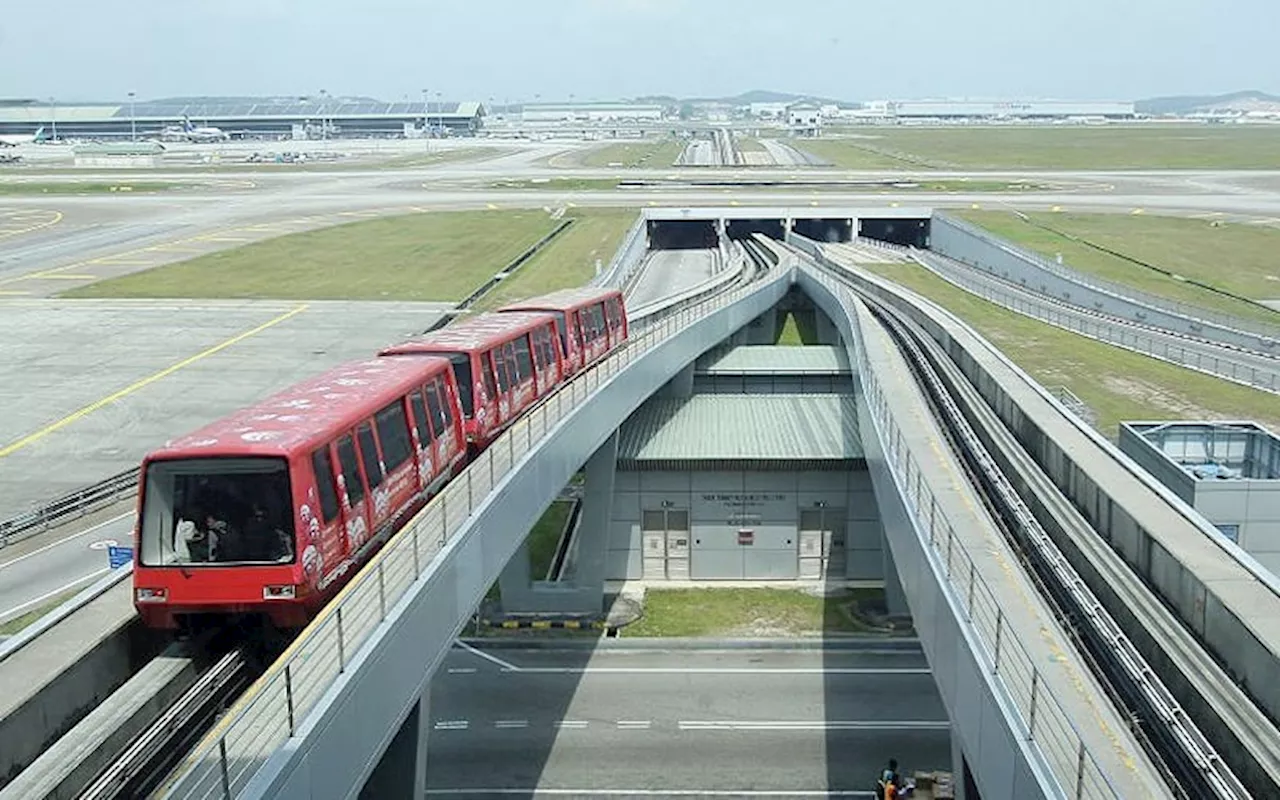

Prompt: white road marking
[433,720,469,730]
[447,667,477,674]
[510,667,931,675]
[456,640,521,671]
[616,720,651,729]
[678,720,950,731]
[553,720,589,729]
[0,512,132,570]
[424,791,876,797]
[0,568,111,622]
[494,719,529,729]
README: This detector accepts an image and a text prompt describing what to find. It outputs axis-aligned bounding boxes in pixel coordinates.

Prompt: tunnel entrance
[859,217,929,248]
[725,218,786,240]
[648,219,720,250]
[792,218,853,243]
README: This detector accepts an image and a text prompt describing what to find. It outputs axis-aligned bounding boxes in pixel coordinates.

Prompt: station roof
[0,100,483,124]
[1124,421,1280,482]
[619,394,862,469]
[696,345,850,375]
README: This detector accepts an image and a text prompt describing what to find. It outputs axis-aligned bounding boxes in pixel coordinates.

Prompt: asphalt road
[425,642,950,796]
[0,509,131,624]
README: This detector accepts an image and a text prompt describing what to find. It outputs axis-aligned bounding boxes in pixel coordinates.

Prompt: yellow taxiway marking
[0,210,62,241]
[0,304,310,460]
[0,290,31,296]
[25,273,97,280]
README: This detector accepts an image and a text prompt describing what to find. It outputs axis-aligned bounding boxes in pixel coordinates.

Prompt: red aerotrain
[132,287,627,629]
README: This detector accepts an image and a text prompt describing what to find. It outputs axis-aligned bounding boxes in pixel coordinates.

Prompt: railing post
[1027,669,1040,739]
[992,609,1003,673]
[966,560,976,618]
[378,564,387,620]
[219,738,232,798]
[412,523,421,577]
[285,662,296,736]
[337,606,346,673]
[1075,740,1086,799]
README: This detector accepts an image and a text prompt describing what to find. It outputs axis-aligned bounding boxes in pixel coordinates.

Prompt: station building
[520,102,666,123]
[0,97,486,140]
[1120,421,1280,576]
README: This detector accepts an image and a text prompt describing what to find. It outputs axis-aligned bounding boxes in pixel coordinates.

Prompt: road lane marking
[0,512,133,569]
[447,667,477,674]
[425,791,877,797]
[0,567,111,622]
[553,720,588,729]
[433,720,469,730]
[677,720,949,731]
[494,719,529,729]
[455,640,521,671]
[617,720,651,729]
[507,667,932,675]
[0,304,309,459]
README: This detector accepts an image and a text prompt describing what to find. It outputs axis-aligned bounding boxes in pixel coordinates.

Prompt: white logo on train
[241,431,281,442]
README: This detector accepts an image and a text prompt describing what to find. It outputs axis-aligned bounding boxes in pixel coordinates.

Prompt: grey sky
[2,0,1275,103]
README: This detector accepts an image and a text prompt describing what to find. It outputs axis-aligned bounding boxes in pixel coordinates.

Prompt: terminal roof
[619,394,862,469]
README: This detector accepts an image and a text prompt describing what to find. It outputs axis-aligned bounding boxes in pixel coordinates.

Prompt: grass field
[862,261,1280,438]
[800,126,1280,170]
[527,500,574,581]
[621,587,885,637]
[475,208,637,309]
[64,209,563,302]
[776,309,820,344]
[0,181,190,195]
[488,177,622,191]
[953,210,1280,325]
[579,139,685,168]
[0,590,79,635]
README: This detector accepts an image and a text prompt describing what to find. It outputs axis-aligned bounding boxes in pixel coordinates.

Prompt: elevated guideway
[157,236,1164,800]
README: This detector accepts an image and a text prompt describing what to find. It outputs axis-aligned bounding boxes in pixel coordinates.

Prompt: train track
[805,248,1268,798]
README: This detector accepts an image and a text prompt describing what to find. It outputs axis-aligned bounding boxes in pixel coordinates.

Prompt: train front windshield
[139,457,296,567]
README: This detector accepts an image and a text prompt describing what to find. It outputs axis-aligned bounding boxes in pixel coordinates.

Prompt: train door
[407,388,437,487]
[436,371,465,463]
[490,345,513,425]
[308,444,347,582]
[583,303,607,363]
[424,379,455,472]
[605,296,626,347]
[531,326,557,394]
[334,432,372,560]
[373,399,417,516]
[510,335,535,410]
[354,421,389,542]
[476,351,499,443]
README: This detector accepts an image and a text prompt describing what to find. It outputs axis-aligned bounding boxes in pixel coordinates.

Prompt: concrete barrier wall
[596,215,648,288]
[930,214,1279,353]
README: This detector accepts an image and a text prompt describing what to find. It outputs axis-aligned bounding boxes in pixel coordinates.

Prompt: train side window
[513,336,533,382]
[607,298,623,330]
[425,382,447,433]
[337,435,366,506]
[410,390,433,444]
[553,311,569,353]
[535,328,551,369]
[311,447,340,523]
[375,401,412,472]
[491,348,511,392]
[433,378,454,426]
[356,423,385,489]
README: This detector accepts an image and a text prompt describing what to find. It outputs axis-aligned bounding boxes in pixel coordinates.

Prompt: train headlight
[135,588,168,603]
[263,585,297,600]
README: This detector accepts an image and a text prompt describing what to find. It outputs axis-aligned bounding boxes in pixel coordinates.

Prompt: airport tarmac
[0,299,448,518]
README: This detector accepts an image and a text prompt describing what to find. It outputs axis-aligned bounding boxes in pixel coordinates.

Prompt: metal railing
[0,469,137,550]
[934,213,1280,343]
[911,249,1280,394]
[804,262,1120,800]
[162,260,789,800]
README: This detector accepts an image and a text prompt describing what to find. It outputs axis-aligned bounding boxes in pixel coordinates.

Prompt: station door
[798,508,846,579]
[642,509,690,580]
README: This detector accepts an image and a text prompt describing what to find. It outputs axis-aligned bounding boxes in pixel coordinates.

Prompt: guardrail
[0,469,137,550]
[594,215,648,288]
[911,248,1280,394]
[934,213,1280,344]
[0,564,133,664]
[801,257,1120,800]
[161,257,790,800]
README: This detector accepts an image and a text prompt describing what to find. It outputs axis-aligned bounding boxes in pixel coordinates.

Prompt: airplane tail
[183,115,195,133]
[32,127,46,142]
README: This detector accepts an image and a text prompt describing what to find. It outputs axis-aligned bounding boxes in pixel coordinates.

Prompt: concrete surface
[0,299,448,518]
[627,248,718,308]
[424,642,950,795]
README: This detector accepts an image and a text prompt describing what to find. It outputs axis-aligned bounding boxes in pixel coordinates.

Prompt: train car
[497,288,628,377]
[132,357,467,629]
[379,312,564,451]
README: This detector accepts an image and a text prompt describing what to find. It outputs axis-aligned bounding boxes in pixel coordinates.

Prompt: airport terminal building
[0,97,486,140]
[860,99,1137,120]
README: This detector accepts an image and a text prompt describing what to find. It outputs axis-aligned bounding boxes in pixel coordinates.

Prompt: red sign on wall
[737,529,755,546]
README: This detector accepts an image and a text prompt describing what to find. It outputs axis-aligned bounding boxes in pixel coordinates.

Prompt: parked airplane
[0,127,47,147]
[162,116,229,142]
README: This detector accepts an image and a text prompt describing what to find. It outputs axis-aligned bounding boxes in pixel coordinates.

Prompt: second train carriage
[497,287,628,377]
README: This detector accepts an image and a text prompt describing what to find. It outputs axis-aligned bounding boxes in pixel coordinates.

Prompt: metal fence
[163,260,789,800]
[933,213,1280,343]
[912,249,1280,394]
[0,469,137,549]
[804,262,1119,800]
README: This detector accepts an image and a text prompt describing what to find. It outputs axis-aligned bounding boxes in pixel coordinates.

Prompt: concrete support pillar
[660,362,695,398]
[815,309,842,346]
[497,433,618,615]
[846,219,855,243]
[716,218,727,245]
[746,307,776,344]
[882,535,909,616]
[949,722,982,800]
[360,690,429,800]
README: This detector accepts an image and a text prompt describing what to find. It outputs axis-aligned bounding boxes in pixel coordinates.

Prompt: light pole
[128,91,136,141]
[49,97,57,142]
[435,91,442,137]
[319,89,329,140]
